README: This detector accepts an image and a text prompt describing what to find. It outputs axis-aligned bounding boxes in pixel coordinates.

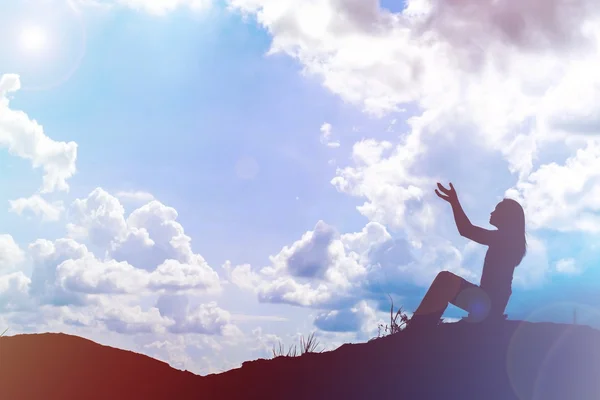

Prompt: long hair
[496,198,527,266]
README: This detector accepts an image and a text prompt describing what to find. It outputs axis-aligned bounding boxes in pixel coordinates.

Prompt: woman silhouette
[407,182,527,329]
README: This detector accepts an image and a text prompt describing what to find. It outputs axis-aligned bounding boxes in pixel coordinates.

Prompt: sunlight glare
[19,25,48,53]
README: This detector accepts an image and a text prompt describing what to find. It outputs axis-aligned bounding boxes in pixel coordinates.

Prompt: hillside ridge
[2,320,600,399]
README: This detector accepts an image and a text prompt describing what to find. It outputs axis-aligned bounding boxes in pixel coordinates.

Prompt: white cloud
[228,0,600,122]
[156,294,240,336]
[320,122,340,148]
[248,327,283,358]
[314,300,378,337]
[67,189,216,285]
[67,188,128,248]
[77,0,212,14]
[257,277,339,308]
[227,220,475,310]
[267,220,342,279]
[0,74,78,193]
[56,255,148,295]
[331,137,428,230]
[555,257,581,275]
[4,185,228,373]
[9,195,65,222]
[222,261,261,290]
[115,190,155,204]
[506,140,600,233]
[99,303,169,334]
[116,199,206,268]
[0,271,31,312]
[0,234,25,272]
[27,239,221,307]
[28,238,121,305]
[6,190,215,323]
[512,234,550,288]
[148,259,220,294]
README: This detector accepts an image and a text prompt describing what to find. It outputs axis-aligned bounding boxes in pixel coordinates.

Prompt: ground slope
[0,332,202,399]
[2,320,600,399]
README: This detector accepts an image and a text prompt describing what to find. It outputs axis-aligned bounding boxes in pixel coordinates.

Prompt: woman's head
[489,198,527,264]
[489,199,524,231]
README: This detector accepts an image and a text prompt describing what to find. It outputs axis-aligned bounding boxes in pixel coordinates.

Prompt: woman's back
[480,232,520,296]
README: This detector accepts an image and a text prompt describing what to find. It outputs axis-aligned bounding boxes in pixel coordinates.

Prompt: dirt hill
[2,320,600,399]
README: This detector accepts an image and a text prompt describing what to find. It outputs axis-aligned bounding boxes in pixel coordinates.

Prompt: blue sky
[2,0,385,257]
[3,0,600,374]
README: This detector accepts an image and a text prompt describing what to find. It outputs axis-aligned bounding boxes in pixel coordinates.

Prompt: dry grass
[379,295,409,337]
[0,327,8,337]
[272,332,324,358]
[370,295,410,342]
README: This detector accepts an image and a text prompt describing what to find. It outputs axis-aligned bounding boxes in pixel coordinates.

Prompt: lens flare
[19,25,48,53]
[15,2,88,93]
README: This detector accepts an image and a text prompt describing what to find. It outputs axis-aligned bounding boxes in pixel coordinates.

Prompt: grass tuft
[272,332,324,358]
[370,295,410,341]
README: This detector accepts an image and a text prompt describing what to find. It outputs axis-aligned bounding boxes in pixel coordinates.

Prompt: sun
[19,25,48,53]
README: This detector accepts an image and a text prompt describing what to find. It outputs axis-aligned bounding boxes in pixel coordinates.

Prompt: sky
[3,0,600,374]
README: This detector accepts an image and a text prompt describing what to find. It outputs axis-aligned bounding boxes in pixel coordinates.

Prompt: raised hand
[435,182,458,204]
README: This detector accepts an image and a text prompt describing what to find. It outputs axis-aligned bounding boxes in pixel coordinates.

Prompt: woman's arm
[436,182,497,246]
[450,198,497,246]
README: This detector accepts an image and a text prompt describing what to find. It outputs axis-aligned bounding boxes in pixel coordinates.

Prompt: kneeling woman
[408,182,527,329]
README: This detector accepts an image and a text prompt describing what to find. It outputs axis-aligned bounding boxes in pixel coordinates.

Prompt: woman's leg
[410,271,476,327]
[487,289,511,321]
[451,285,512,323]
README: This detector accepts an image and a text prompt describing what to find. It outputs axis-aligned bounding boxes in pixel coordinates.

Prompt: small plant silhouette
[272,332,324,358]
[374,295,409,339]
[0,327,8,337]
[370,295,450,342]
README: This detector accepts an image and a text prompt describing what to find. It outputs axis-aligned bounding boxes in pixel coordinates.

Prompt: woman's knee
[435,270,456,282]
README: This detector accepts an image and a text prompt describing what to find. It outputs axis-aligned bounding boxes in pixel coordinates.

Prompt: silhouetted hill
[2,320,600,399]
[0,332,202,399]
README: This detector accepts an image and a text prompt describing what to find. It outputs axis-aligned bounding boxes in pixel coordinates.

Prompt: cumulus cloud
[121,200,204,266]
[228,0,600,122]
[331,137,429,230]
[28,238,89,306]
[9,195,65,222]
[28,241,221,308]
[226,220,477,311]
[3,189,216,322]
[0,74,78,193]
[57,256,148,295]
[270,220,339,279]
[506,141,600,233]
[67,189,218,289]
[314,300,378,335]
[148,259,220,294]
[0,234,25,271]
[222,261,261,290]
[0,272,31,312]
[27,238,150,306]
[100,303,169,334]
[2,189,219,342]
[156,294,240,336]
[67,188,128,249]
